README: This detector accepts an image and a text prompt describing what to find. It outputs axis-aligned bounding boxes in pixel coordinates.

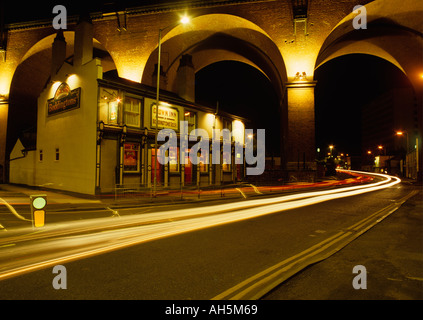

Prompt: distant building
[361,87,420,177]
[361,87,417,155]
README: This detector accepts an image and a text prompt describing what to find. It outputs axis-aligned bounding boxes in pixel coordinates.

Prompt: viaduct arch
[0,0,422,182]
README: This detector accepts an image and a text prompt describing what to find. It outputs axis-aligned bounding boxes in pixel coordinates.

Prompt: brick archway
[6,31,116,159]
[315,0,423,179]
[141,13,287,103]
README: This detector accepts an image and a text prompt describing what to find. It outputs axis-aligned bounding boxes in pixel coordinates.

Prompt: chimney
[51,30,66,77]
[74,14,93,66]
[176,54,195,102]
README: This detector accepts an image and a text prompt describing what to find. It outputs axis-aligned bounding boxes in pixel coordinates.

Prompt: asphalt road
[263,184,423,300]
[0,179,419,301]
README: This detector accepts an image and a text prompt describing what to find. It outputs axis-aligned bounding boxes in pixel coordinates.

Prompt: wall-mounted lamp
[294,71,308,81]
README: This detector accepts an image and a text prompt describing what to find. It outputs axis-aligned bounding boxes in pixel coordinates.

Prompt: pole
[154,28,162,198]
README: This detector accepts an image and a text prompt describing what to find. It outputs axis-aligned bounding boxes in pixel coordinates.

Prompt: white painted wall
[34,58,102,195]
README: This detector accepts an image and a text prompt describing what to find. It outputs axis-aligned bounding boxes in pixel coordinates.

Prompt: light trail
[0,171,401,281]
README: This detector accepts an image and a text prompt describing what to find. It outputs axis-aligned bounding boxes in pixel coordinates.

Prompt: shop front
[96,76,247,194]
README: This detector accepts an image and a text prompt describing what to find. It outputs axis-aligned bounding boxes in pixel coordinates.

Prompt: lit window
[199,151,208,173]
[184,111,196,132]
[222,149,231,172]
[169,146,179,172]
[124,97,142,128]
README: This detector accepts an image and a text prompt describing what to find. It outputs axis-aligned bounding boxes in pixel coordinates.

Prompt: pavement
[263,184,423,300]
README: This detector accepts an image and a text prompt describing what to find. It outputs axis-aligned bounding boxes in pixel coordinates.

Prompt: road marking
[235,188,247,198]
[212,189,419,300]
[249,184,262,194]
[0,243,15,248]
[406,276,423,281]
[0,197,32,222]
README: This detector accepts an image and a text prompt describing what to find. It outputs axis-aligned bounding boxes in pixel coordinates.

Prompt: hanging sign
[47,82,81,116]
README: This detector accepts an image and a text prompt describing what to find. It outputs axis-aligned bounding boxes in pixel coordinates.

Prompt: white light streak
[0,171,401,281]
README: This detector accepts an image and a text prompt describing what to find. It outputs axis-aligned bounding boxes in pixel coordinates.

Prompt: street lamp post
[153,15,190,197]
[396,131,409,153]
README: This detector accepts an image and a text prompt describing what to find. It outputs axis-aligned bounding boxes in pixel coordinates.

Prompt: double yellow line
[212,189,419,300]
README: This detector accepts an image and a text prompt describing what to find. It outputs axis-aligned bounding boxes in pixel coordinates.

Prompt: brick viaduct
[0,0,422,182]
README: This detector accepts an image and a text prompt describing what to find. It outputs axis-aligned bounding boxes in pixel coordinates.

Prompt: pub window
[123,143,140,173]
[184,111,196,132]
[222,149,231,172]
[169,146,179,172]
[55,148,60,161]
[124,97,142,128]
[199,150,208,173]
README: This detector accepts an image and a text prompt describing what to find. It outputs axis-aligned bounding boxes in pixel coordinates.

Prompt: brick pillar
[285,81,317,170]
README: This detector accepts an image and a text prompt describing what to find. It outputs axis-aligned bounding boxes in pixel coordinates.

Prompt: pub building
[9,20,248,196]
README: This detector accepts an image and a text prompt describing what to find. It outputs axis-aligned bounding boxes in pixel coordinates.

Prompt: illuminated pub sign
[151,104,179,130]
[47,82,81,116]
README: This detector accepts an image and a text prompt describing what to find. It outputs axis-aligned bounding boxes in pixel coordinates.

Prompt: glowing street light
[396,130,409,153]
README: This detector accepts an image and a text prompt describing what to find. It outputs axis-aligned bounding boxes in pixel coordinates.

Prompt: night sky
[314,54,412,157]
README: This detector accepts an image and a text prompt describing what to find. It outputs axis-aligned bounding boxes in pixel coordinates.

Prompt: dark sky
[314,54,412,157]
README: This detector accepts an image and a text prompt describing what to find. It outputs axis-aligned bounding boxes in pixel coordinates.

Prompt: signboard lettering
[47,83,81,116]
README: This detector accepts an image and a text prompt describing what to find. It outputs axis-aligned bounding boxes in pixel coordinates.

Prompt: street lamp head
[396,131,404,136]
[180,15,190,25]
